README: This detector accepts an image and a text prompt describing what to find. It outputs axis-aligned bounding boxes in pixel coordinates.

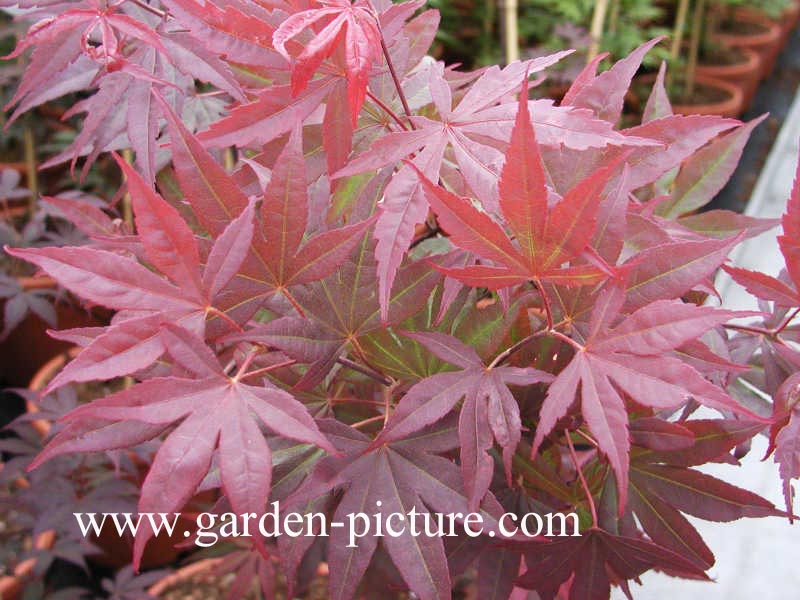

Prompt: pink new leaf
[272,0,382,124]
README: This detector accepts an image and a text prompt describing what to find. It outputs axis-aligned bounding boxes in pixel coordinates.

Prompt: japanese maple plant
[2,0,800,598]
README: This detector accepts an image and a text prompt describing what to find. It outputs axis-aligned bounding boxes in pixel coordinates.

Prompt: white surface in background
[613,89,800,599]
[716,90,800,310]
[611,434,798,600]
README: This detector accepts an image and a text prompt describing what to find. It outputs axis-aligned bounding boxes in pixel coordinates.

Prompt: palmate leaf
[3,29,99,125]
[1,1,205,182]
[372,331,552,510]
[625,418,778,570]
[3,1,168,62]
[273,0,383,125]
[766,372,800,515]
[516,528,708,600]
[6,158,257,391]
[159,95,375,320]
[725,149,800,309]
[532,285,766,510]
[162,0,283,69]
[284,419,508,600]
[335,57,655,321]
[33,41,195,182]
[358,286,529,382]
[411,76,629,295]
[562,37,663,124]
[197,0,418,152]
[3,0,258,184]
[240,247,442,390]
[34,325,336,569]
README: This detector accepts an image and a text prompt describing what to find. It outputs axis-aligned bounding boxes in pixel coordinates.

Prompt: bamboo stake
[121,148,134,226]
[670,0,691,59]
[483,0,496,64]
[503,0,519,64]
[686,0,706,97]
[22,118,38,216]
[587,0,610,63]
[609,0,621,34]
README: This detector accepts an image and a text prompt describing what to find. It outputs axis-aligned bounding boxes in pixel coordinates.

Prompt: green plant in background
[429,0,669,73]
[714,0,790,19]
[426,0,499,66]
[600,0,670,64]
[521,0,669,68]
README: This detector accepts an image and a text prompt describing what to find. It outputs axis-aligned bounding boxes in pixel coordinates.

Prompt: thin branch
[337,356,393,386]
[366,89,409,131]
[409,223,440,249]
[685,0,706,97]
[587,0,610,63]
[128,0,168,19]
[533,278,554,330]
[330,396,386,406]
[670,0,691,59]
[241,359,298,380]
[549,329,583,351]
[121,148,134,227]
[207,306,244,333]
[575,428,599,448]
[383,383,392,426]
[565,429,598,528]
[233,349,259,382]
[22,118,37,216]
[723,322,773,337]
[352,414,386,429]
[503,0,519,64]
[223,359,238,376]
[776,307,800,335]
[380,38,415,129]
[488,330,547,369]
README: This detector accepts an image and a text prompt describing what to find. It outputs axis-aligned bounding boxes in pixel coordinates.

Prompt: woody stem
[366,90,409,131]
[565,429,598,528]
[337,356,393,386]
[380,38,415,129]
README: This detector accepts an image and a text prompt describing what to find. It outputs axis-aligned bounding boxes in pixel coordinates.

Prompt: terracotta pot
[712,11,783,79]
[780,1,800,41]
[671,75,744,119]
[0,276,104,387]
[735,2,800,47]
[0,204,29,220]
[24,349,212,570]
[89,486,214,570]
[697,46,761,113]
[0,463,56,600]
[24,346,81,435]
[147,558,225,597]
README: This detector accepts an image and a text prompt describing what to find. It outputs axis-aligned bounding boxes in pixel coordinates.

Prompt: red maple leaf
[273,0,383,125]
[34,325,336,568]
[371,331,552,510]
[284,419,510,600]
[410,76,629,295]
[7,155,257,391]
[516,528,707,600]
[532,285,766,511]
